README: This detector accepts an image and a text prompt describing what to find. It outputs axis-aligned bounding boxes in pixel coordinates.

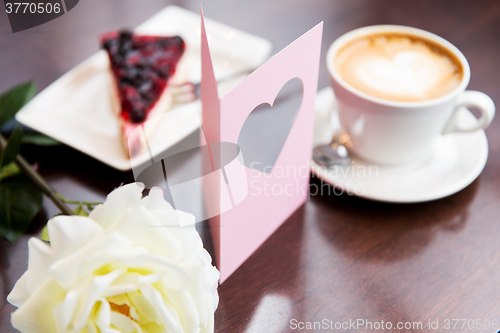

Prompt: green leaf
[0,126,23,169]
[40,224,50,243]
[0,175,43,242]
[21,133,60,146]
[72,204,89,217]
[0,81,36,126]
[0,162,21,182]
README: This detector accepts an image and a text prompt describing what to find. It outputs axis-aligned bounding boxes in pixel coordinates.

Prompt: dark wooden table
[1,0,500,332]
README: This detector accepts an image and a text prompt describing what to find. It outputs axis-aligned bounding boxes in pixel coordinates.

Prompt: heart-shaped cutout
[237,78,303,173]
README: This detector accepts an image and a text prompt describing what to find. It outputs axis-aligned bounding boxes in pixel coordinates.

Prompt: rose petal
[11,279,66,333]
[52,289,78,333]
[110,311,139,333]
[101,284,138,298]
[140,187,173,210]
[112,254,191,290]
[96,298,111,332]
[148,210,200,262]
[7,272,30,307]
[25,238,53,295]
[89,183,144,229]
[128,291,157,323]
[138,272,165,285]
[139,284,183,333]
[48,216,104,257]
[86,321,99,333]
[109,206,182,261]
[180,290,200,329]
[73,269,127,329]
[50,232,132,289]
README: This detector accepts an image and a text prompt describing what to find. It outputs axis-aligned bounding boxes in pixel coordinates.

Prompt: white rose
[7,183,219,333]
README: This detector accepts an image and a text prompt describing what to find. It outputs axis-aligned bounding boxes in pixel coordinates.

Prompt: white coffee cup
[327,25,495,165]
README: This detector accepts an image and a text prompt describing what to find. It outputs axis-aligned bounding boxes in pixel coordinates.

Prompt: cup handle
[442,90,495,134]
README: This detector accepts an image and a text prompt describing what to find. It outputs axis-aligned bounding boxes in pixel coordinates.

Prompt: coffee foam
[335,34,463,102]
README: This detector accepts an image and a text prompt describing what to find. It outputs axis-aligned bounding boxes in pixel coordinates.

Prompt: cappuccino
[334,34,463,102]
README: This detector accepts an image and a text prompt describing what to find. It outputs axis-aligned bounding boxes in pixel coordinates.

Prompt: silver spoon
[312,131,352,167]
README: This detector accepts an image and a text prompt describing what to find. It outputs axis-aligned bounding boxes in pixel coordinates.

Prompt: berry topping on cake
[101,30,185,124]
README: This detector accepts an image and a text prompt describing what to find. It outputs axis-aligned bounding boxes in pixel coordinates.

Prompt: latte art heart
[335,34,462,102]
[357,51,440,100]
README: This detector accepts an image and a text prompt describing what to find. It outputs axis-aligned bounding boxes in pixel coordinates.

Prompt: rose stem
[0,133,73,216]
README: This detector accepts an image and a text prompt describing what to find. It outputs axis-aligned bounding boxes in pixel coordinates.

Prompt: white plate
[16,6,272,171]
[311,87,489,203]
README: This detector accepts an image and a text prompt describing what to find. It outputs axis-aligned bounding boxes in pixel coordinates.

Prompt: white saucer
[311,87,489,203]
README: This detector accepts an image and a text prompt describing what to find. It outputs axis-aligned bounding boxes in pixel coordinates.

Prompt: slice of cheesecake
[101,30,186,157]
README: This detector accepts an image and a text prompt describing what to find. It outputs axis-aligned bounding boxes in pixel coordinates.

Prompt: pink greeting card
[200,10,323,283]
